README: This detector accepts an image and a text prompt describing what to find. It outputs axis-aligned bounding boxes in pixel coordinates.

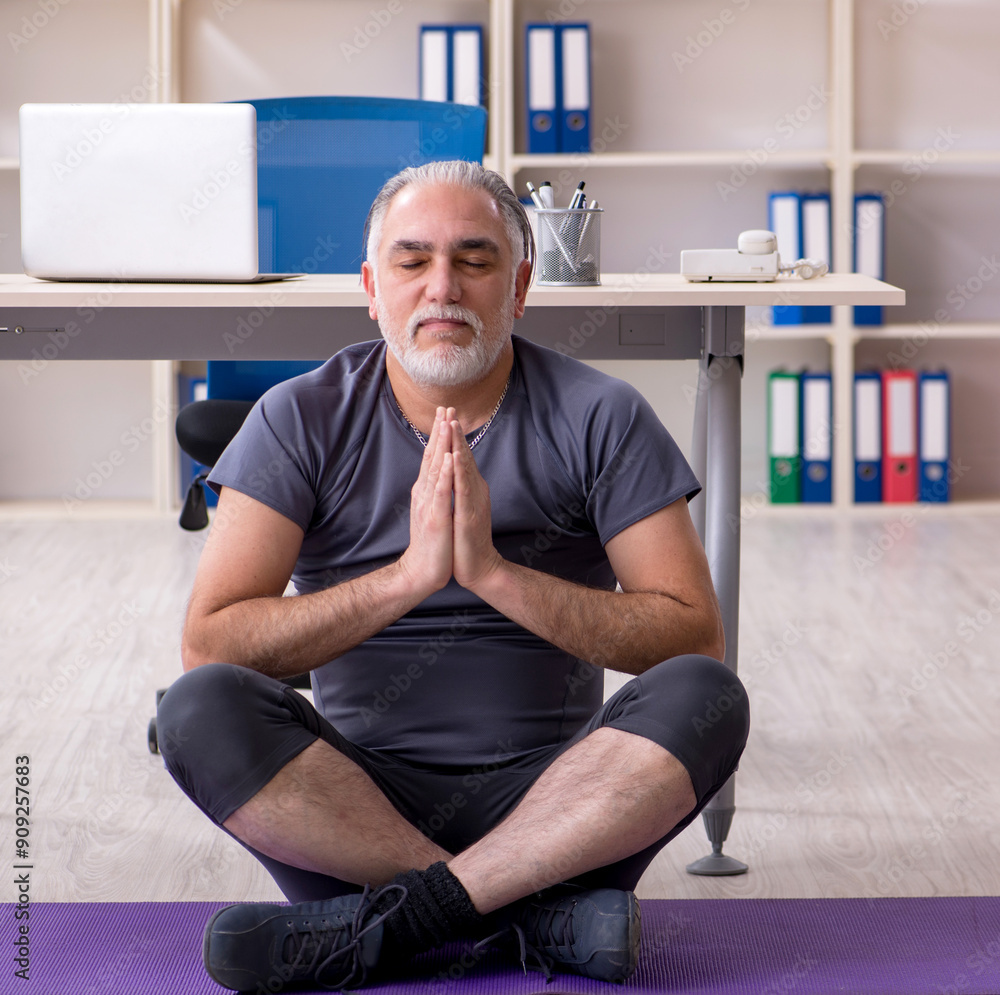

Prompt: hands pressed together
[399,407,505,598]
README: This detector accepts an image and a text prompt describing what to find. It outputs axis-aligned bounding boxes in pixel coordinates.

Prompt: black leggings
[157,654,749,903]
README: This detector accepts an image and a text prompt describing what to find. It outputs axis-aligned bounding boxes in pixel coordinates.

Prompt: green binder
[768,370,801,503]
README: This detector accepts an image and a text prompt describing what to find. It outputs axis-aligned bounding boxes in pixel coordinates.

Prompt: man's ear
[512,258,532,319]
[361,261,378,320]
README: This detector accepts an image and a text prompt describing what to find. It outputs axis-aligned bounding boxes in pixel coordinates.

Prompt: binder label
[770,194,801,267]
[855,200,884,278]
[855,378,881,461]
[561,27,590,109]
[420,29,449,103]
[528,28,556,110]
[452,29,482,106]
[803,378,831,461]
[886,379,916,456]
[920,380,948,462]
[769,377,799,457]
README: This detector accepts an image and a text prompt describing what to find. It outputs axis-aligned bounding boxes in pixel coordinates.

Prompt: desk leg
[689,365,709,545]
[687,306,748,877]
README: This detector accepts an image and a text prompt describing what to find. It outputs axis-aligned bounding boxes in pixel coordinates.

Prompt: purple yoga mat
[3,897,999,994]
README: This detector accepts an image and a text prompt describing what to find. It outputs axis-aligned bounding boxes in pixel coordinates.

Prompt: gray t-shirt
[209,335,700,766]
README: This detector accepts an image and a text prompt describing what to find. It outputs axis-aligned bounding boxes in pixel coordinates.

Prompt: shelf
[748,323,835,343]
[856,322,1000,341]
[853,150,1000,167]
[754,324,1000,348]
[509,149,833,171]
[739,498,1000,518]
[12,136,931,178]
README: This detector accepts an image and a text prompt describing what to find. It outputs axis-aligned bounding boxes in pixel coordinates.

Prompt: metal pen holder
[535,207,603,286]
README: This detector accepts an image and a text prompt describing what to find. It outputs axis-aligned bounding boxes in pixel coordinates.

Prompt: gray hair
[363,161,535,283]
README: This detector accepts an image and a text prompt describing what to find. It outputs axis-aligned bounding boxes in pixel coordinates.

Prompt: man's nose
[424,259,462,304]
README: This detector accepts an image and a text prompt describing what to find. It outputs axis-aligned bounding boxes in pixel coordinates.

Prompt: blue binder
[526,24,558,153]
[918,370,950,502]
[854,193,885,326]
[801,193,832,324]
[853,371,882,502]
[800,370,833,502]
[420,25,484,106]
[769,192,803,324]
[558,23,591,153]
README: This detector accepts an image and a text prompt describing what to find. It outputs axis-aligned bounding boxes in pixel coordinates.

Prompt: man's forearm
[471,559,725,675]
[182,560,428,678]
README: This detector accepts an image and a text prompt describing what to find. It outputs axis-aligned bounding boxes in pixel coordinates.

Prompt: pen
[574,199,599,268]
[569,181,586,209]
[539,181,555,209]
[525,181,545,209]
[546,219,579,274]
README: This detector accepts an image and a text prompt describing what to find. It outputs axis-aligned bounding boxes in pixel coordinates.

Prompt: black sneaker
[203,882,406,992]
[482,886,641,983]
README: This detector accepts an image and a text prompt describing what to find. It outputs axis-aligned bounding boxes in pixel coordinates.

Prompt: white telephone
[680,230,829,282]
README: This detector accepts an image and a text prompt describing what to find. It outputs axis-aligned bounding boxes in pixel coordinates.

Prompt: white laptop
[19,102,285,283]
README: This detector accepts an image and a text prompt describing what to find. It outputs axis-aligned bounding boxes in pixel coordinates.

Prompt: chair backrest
[253,95,487,274]
[206,360,329,401]
[209,95,488,399]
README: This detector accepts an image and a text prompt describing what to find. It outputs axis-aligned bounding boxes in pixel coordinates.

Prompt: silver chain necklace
[396,372,511,450]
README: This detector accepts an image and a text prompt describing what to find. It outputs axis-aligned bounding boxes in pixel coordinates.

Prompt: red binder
[882,369,918,502]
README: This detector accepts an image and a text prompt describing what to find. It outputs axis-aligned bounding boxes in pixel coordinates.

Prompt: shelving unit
[497,0,1000,507]
[0,0,165,510]
[1,0,998,508]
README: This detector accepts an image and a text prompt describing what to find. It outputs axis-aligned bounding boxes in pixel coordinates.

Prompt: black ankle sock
[374,862,484,959]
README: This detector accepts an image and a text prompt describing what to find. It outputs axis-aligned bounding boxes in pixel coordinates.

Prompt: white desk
[0,271,900,360]
[0,271,905,873]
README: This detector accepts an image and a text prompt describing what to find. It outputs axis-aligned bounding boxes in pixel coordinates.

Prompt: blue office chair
[175,95,488,531]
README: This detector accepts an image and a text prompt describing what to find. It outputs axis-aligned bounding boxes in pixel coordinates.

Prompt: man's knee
[644,654,750,749]
[156,663,268,770]
[630,654,750,810]
[687,655,749,743]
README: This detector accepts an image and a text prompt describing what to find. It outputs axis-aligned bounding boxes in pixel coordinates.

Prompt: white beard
[375,288,514,388]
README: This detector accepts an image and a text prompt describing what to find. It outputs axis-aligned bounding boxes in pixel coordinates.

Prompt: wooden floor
[2,505,999,904]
